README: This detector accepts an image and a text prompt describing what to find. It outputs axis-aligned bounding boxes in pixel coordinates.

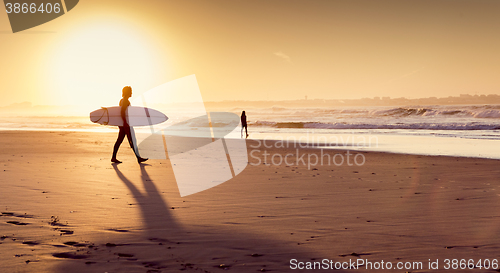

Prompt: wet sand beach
[1,131,500,272]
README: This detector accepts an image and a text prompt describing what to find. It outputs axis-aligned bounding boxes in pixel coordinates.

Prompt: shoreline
[1,129,499,162]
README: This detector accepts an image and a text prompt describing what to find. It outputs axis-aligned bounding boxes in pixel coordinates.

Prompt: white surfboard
[89,106,168,127]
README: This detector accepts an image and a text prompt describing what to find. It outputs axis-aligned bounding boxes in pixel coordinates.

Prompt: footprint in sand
[52,252,89,259]
[7,221,29,225]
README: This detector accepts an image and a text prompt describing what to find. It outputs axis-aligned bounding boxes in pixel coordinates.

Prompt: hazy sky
[1,0,500,107]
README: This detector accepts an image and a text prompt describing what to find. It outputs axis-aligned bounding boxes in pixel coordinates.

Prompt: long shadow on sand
[113,164,180,237]
[54,162,348,273]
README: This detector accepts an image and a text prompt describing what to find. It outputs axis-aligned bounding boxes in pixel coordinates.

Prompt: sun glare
[43,20,164,110]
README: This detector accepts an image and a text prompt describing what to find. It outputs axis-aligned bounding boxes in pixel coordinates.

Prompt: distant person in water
[241,110,248,138]
[111,86,148,164]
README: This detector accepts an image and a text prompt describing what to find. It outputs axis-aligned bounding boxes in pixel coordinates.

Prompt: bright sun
[44,20,164,109]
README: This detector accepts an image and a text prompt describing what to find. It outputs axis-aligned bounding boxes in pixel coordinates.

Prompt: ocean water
[245,104,500,159]
[249,104,500,133]
[1,104,500,159]
[247,105,500,159]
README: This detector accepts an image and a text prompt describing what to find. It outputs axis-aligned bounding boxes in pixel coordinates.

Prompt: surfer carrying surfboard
[111,86,148,164]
